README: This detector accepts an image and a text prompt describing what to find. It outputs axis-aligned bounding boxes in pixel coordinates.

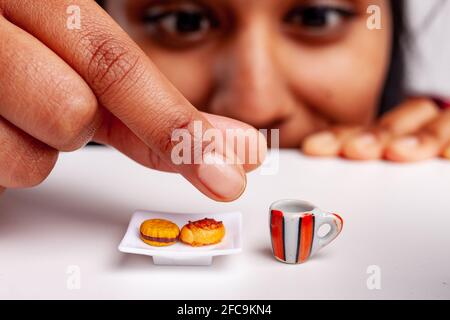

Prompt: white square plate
[118,210,242,266]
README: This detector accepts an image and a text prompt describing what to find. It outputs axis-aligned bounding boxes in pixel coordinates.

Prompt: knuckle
[51,89,99,151]
[78,30,141,97]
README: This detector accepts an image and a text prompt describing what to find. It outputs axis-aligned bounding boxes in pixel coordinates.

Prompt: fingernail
[198,152,246,199]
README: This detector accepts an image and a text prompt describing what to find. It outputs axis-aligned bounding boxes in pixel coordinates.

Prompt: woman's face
[107,0,392,147]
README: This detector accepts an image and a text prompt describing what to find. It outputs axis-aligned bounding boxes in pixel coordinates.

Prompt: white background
[0,148,449,299]
[406,0,450,97]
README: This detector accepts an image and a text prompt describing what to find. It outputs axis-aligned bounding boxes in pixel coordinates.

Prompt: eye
[283,4,355,39]
[142,3,219,48]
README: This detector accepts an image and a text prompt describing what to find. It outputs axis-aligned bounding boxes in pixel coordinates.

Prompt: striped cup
[270,199,343,264]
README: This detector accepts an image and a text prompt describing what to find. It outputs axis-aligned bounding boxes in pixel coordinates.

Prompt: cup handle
[317,213,343,248]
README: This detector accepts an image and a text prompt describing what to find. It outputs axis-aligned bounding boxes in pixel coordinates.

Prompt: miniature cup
[269,199,343,264]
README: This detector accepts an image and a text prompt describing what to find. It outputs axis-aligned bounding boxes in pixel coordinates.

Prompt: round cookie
[180,218,225,247]
[140,219,180,247]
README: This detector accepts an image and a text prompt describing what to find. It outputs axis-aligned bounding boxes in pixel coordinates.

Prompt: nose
[209,18,294,129]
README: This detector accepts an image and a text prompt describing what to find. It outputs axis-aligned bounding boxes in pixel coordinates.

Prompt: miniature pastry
[180,218,225,246]
[140,219,180,247]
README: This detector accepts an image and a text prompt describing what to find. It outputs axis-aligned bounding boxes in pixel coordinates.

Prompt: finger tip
[211,169,247,202]
[197,152,247,202]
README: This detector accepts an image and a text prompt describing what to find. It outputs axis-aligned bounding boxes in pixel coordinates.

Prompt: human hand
[302,98,450,162]
[0,0,266,201]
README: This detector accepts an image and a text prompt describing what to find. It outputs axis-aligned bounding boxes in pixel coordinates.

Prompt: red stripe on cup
[270,210,285,261]
[333,213,344,231]
[298,214,314,263]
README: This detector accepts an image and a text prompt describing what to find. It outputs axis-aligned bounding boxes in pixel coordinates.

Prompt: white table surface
[1,147,450,299]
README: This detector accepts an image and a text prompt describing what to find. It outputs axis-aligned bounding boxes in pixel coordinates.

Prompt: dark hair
[378,0,407,115]
[96,0,407,116]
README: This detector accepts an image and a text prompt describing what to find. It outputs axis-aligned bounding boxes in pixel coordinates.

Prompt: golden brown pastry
[180,218,225,246]
[140,219,180,247]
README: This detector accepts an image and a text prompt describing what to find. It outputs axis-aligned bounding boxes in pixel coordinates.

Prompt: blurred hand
[302,98,450,162]
[0,0,265,201]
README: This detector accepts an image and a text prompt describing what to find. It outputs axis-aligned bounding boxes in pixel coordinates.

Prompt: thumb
[94,110,267,202]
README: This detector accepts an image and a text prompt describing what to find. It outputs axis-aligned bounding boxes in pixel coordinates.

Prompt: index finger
[2,0,253,201]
